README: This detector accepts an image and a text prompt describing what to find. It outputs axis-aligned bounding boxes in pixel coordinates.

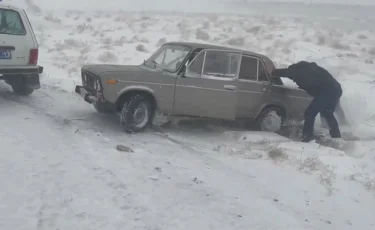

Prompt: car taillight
[29,48,38,65]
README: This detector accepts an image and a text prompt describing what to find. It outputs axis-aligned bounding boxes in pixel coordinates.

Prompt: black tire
[7,76,34,96]
[255,106,284,133]
[119,94,154,133]
[93,101,114,114]
[12,84,34,96]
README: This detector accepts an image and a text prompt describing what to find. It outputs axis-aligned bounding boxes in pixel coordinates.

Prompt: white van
[0,3,41,95]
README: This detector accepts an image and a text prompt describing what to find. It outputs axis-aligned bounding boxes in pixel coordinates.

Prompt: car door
[0,7,35,66]
[236,55,273,119]
[173,49,241,120]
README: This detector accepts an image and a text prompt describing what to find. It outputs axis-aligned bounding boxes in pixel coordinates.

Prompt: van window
[0,9,26,35]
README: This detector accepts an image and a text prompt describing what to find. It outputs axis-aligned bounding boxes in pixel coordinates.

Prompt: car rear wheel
[120,94,154,133]
[7,76,34,96]
[255,107,284,133]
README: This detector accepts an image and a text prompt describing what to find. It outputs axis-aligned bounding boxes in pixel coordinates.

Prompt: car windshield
[144,45,191,72]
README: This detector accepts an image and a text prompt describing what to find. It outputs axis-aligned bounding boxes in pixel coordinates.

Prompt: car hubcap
[133,103,149,128]
[261,112,281,132]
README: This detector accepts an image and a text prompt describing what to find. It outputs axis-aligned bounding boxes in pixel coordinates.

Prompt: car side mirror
[179,66,187,78]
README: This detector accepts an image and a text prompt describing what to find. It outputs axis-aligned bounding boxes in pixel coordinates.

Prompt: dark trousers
[320,99,348,126]
[303,86,342,138]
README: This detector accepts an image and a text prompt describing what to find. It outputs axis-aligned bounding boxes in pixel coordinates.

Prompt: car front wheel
[120,94,154,133]
[256,107,284,133]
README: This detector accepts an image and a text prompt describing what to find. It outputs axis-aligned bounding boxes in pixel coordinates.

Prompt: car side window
[258,61,269,82]
[239,56,258,81]
[185,51,205,77]
[185,50,201,66]
[203,50,240,78]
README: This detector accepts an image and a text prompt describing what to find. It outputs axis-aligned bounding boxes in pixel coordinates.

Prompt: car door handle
[262,87,270,92]
[224,85,236,90]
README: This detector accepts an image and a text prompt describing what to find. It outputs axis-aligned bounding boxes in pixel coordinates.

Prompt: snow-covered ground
[1,0,375,229]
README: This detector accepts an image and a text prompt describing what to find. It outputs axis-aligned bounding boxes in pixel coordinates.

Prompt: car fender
[116,85,159,109]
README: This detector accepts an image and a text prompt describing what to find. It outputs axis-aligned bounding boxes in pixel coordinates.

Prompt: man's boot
[301,135,314,143]
[330,129,341,138]
[302,116,315,143]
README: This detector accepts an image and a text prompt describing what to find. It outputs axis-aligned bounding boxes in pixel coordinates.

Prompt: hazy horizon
[7,0,375,12]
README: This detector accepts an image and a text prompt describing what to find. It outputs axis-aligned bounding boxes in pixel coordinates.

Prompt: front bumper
[75,85,98,104]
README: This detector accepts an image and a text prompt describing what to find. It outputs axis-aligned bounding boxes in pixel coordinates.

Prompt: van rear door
[0,7,36,66]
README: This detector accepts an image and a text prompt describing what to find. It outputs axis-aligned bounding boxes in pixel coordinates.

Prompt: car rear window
[0,9,26,35]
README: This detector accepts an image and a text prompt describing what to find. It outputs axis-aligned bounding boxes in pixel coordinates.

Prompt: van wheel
[8,76,34,96]
[12,84,34,96]
[120,94,154,133]
[255,107,284,133]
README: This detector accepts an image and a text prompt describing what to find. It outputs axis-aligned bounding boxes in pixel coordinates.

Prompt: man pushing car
[272,61,343,142]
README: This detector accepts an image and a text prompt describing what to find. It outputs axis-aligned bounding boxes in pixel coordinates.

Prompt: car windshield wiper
[152,60,158,68]
[143,60,158,68]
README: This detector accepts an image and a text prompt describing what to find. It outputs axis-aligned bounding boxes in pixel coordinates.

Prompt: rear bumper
[75,85,98,104]
[0,66,41,89]
[0,66,40,75]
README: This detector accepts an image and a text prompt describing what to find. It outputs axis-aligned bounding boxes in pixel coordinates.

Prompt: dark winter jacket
[272,61,341,97]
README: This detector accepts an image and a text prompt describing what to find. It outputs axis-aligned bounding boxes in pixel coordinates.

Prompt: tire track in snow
[0,86,225,229]
[0,85,356,229]
[0,87,153,229]
[0,88,77,129]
